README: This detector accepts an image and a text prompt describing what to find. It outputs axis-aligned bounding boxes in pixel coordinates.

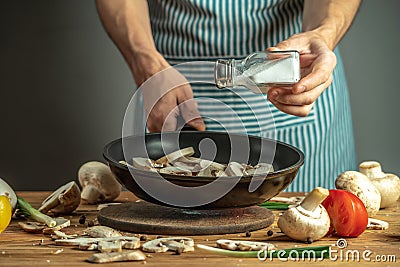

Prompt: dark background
[1,1,399,190]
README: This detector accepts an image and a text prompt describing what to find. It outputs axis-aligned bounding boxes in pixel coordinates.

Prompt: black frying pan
[103,131,304,209]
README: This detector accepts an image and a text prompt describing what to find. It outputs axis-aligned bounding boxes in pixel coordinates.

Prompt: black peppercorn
[266,230,273,236]
[78,215,86,225]
[306,237,313,244]
[245,231,251,237]
[87,220,95,227]
[140,235,148,241]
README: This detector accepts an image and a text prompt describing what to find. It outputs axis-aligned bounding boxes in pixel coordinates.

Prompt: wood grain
[0,191,398,266]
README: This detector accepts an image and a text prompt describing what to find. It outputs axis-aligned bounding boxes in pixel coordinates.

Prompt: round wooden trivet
[98,201,274,235]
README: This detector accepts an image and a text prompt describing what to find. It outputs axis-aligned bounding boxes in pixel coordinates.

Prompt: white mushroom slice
[199,159,226,171]
[142,237,194,253]
[216,239,238,250]
[237,241,275,251]
[87,251,146,263]
[161,240,194,253]
[173,161,198,172]
[98,240,122,253]
[54,236,139,247]
[367,218,389,230]
[159,166,192,176]
[182,156,202,164]
[78,161,121,204]
[18,221,45,233]
[20,218,71,234]
[79,243,98,251]
[247,163,274,176]
[132,157,164,170]
[131,157,153,170]
[335,171,381,217]
[122,240,141,250]
[213,170,228,177]
[84,226,122,238]
[118,160,130,167]
[196,165,213,177]
[216,239,275,251]
[39,181,81,214]
[52,230,78,240]
[225,162,245,176]
[155,147,195,165]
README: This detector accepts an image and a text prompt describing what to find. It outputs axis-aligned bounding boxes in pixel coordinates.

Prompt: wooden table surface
[0,191,398,266]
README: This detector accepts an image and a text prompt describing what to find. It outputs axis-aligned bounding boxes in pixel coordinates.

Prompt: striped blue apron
[147,0,357,192]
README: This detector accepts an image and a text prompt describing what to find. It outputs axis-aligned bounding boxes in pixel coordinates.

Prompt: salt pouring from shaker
[214,50,300,94]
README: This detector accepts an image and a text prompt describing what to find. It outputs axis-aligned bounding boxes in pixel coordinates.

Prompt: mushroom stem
[359,161,385,178]
[81,185,102,204]
[299,187,329,212]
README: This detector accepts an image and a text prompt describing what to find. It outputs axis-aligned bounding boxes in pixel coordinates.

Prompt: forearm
[302,0,362,50]
[96,0,166,84]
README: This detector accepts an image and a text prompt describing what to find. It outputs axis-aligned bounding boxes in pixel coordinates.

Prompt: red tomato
[322,189,368,237]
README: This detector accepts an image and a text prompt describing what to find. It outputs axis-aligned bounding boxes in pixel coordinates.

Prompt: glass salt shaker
[215,50,300,93]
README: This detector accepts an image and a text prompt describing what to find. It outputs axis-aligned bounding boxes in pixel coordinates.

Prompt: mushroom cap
[78,161,121,204]
[335,171,381,216]
[370,173,400,208]
[277,205,330,242]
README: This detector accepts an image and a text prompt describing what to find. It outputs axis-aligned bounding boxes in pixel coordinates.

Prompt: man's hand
[266,32,336,117]
[134,51,206,132]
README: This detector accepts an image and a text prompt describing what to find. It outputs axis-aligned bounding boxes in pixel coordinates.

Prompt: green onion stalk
[258,201,290,210]
[17,197,56,227]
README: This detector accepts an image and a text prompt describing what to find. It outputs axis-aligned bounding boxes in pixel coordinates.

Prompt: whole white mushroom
[359,161,400,208]
[78,161,121,204]
[278,187,331,242]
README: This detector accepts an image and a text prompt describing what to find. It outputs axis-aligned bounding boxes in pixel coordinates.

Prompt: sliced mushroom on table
[142,237,195,253]
[54,236,140,251]
[87,250,146,263]
[39,181,81,214]
[216,239,275,251]
[19,217,70,234]
[84,225,122,238]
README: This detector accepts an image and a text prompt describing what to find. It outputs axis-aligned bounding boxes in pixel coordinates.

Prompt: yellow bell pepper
[0,195,12,234]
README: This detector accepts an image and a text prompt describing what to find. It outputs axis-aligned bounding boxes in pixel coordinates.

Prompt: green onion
[197,244,330,259]
[258,201,290,210]
[17,196,56,227]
